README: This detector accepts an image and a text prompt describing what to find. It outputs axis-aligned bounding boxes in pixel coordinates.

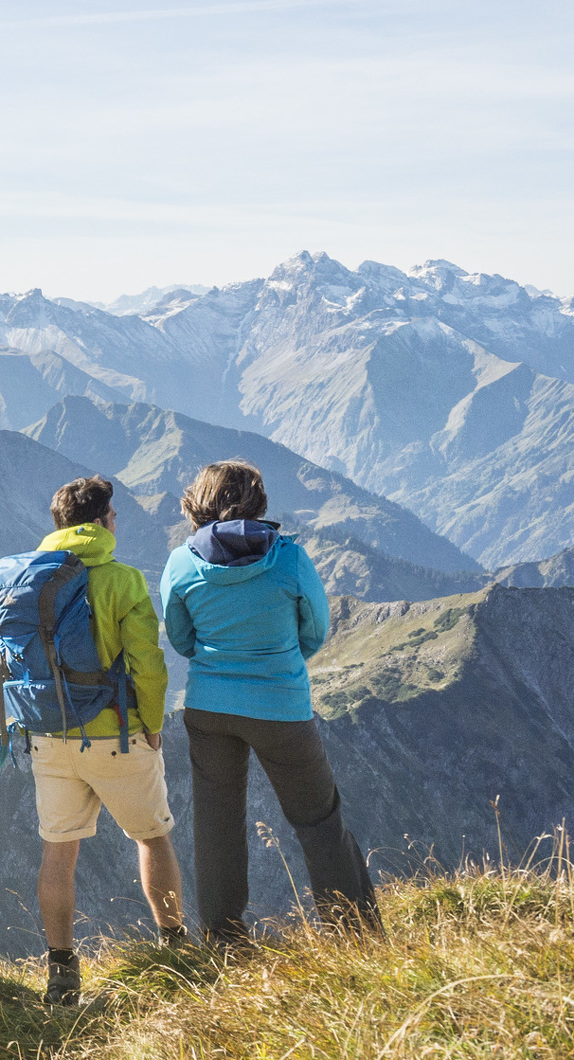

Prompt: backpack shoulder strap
[0,722,19,771]
[37,553,87,743]
[0,655,9,749]
[108,652,130,754]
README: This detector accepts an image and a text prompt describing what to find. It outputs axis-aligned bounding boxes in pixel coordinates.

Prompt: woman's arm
[160,557,197,658]
[296,546,330,659]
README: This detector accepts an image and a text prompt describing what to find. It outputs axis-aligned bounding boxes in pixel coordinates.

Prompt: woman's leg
[251,718,380,926]
[184,709,251,936]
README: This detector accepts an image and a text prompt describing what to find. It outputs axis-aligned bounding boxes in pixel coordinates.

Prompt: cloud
[2,0,365,29]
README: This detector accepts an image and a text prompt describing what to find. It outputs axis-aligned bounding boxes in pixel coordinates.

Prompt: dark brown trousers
[184,708,379,934]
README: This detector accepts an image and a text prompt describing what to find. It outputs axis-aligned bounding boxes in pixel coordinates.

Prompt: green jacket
[39,524,168,737]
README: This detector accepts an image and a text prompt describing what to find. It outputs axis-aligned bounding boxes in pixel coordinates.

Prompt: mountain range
[23,395,474,575]
[2,252,574,566]
[3,253,574,629]
[9,396,574,607]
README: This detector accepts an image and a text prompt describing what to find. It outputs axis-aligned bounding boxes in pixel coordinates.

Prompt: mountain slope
[0,347,124,430]
[298,525,487,601]
[0,431,166,569]
[494,545,574,588]
[23,395,476,574]
[308,583,574,867]
[295,533,574,601]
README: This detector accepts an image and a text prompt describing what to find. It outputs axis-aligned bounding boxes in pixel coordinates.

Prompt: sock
[48,948,75,966]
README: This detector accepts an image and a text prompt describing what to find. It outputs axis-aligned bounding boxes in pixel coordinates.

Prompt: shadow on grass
[103,938,228,989]
[0,943,228,1059]
[0,973,76,1058]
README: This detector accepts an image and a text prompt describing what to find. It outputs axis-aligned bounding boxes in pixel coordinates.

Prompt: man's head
[181,460,268,530]
[50,475,116,533]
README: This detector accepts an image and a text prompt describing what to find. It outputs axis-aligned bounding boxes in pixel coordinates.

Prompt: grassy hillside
[309,589,485,720]
[2,838,573,1059]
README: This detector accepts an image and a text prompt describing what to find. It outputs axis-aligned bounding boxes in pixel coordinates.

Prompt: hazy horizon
[1,0,573,301]
[4,250,570,308]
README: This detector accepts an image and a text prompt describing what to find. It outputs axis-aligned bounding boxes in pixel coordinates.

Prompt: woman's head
[182,460,268,529]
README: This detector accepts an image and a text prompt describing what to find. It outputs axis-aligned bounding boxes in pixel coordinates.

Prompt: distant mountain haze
[7,409,574,604]
[23,395,475,575]
[0,347,126,430]
[2,252,574,565]
[0,431,164,568]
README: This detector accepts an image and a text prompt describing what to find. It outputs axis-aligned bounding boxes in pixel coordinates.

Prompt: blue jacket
[160,520,330,721]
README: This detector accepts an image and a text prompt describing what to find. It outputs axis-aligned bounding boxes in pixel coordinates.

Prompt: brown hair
[181,460,268,529]
[50,475,114,530]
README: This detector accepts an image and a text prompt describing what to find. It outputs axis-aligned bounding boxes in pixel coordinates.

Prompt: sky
[1,0,573,301]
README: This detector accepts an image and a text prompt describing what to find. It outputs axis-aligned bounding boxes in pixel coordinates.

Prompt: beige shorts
[30,731,175,843]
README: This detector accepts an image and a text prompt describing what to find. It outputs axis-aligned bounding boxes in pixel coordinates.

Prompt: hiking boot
[205,922,255,958]
[44,955,81,1007]
[158,923,189,950]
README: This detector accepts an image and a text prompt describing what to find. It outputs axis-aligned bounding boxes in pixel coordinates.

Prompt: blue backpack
[0,550,130,758]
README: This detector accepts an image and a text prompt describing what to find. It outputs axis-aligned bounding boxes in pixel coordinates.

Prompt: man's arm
[144,732,162,749]
[118,572,168,735]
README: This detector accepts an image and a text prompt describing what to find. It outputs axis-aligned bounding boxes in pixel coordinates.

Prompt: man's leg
[38,839,80,948]
[31,737,99,1004]
[81,733,185,943]
[38,839,82,1006]
[137,833,183,930]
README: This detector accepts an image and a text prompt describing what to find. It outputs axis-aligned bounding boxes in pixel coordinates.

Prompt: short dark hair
[50,475,114,530]
[181,460,267,529]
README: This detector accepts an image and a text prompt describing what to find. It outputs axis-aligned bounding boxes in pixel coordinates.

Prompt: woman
[160,460,379,941]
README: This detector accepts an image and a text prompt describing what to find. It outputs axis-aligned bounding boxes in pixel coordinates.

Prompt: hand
[145,732,162,750]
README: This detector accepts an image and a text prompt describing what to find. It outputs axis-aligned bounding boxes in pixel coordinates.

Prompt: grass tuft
[2,831,574,1058]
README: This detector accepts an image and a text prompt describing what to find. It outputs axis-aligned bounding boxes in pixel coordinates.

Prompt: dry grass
[2,829,574,1059]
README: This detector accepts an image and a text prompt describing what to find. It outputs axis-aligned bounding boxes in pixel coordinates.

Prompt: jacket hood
[39,523,116,568]
[187,520,281,584]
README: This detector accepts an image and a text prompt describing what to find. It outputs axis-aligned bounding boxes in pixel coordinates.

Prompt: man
[31,475,184,1006]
